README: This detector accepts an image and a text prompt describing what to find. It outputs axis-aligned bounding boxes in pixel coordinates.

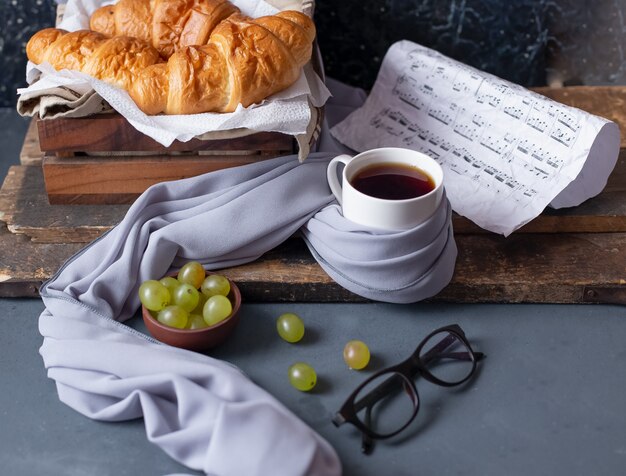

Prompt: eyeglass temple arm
[332,405,376,451]
[420,333,457,363]
[347,373,406,416]
[358,379,415,454]
[420,334,485,365]
[424,350,485,362]
[361,406,375,454]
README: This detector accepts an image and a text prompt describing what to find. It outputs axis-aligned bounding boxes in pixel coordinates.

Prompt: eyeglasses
[332,324,485,454]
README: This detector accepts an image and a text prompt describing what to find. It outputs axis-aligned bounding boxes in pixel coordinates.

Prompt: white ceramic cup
[327,147,444,230]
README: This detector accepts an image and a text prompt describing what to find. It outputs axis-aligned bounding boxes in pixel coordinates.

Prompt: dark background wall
[0,0,57,105]
[1,0,626,107]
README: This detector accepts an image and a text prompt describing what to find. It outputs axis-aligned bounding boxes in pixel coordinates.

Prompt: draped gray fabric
[38,82,457,475]
[302,197,456,303]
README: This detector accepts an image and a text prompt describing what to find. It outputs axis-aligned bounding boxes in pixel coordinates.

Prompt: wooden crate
[1,86,625,303]
[38,114,295,204]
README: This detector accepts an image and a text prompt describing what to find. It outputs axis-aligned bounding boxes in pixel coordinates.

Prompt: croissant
[26,10,315,116]
[90,0,241,58]
[26,29,163,91]
[129,11,316,115]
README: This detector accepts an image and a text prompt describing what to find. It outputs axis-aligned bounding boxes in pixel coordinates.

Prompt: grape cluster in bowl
[139,261,241,351]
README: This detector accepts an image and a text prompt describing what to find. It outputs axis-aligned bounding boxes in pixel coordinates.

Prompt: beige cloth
[17,86,113,119]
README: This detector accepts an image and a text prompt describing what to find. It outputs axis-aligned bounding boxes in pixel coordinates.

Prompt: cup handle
[327,154,353,205]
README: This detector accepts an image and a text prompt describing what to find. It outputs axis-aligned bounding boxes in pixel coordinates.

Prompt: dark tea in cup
[350,162,435,200]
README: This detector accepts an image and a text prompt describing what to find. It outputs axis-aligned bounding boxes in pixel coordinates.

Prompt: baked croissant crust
[26,9,315,116]
[129,11,316,115]
[26,29,163,91]
[90,0,241,58]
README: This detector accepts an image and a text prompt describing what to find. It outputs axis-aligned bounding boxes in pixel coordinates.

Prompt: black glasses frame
[332,324,484,453]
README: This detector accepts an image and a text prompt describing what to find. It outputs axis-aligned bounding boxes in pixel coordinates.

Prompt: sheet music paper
[331,41,620,235]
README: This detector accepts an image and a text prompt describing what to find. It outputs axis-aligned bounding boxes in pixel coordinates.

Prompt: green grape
[343,340,371,370]
[172,283,200,312]
[288,362,317,392]
[139,280,171,311]
[203,295,232,326]
[191,293,207,315]
[201,274,231,297]
[186,313,208,330]
[157,305,188,329]
[177,261,206,289]
[276,312,305,343]
[159,276,181,295]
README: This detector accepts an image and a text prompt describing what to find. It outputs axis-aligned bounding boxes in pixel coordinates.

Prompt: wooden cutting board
[1,86,625,303]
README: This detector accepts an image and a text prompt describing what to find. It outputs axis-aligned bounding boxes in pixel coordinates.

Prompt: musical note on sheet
[331,40,620,235]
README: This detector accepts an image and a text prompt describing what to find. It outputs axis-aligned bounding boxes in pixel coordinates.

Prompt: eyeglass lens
[353,372,417,437]
[419,330,474,384]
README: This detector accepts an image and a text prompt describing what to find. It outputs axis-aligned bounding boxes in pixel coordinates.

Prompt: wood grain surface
[37,114,295,153]
[2,86,625,302]
[0,166,128,242]
[42,154,280,204]
[1,224,624,303]
[3,158,622,242]
[19,118,42,166]
[36,114,296,204]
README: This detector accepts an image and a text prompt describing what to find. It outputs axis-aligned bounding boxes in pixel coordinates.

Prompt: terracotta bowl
[142,273,242,352]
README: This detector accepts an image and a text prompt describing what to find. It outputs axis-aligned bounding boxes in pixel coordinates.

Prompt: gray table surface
[1,109,625,476]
